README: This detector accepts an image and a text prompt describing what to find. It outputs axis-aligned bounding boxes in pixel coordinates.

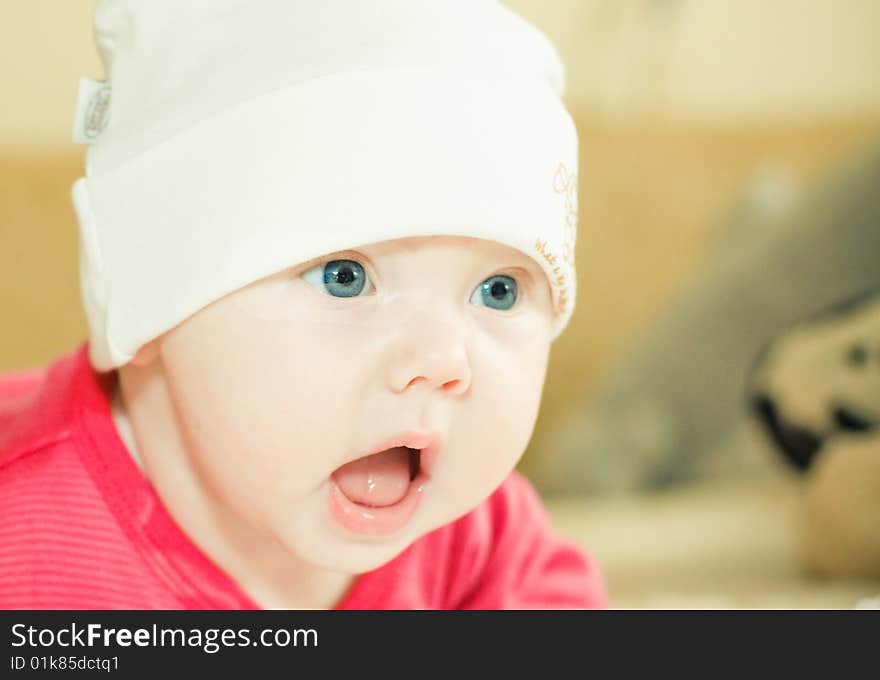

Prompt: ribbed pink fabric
[0,344,605,609]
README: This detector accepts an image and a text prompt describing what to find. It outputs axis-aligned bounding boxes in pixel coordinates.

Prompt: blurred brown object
[747,285,880,580]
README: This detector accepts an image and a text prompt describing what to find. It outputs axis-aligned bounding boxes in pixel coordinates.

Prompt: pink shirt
[0,345,605,609]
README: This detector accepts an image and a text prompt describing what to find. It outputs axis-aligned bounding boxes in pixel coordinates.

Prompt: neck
[111,366,355,610]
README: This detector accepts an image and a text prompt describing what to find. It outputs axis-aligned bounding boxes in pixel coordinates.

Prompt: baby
[0,0,604,609]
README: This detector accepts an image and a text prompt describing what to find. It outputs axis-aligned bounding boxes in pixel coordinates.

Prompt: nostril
[833,406,875,432]
[442,379,461,391]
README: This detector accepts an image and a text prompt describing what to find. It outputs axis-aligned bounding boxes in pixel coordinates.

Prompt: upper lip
[347,431,443,478]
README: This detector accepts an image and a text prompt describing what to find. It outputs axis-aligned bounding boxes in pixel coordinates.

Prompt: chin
[304,535,418,575]
[274,515,425,575]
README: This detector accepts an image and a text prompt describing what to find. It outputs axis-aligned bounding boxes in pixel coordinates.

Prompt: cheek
[159,303,373,510]
[482,315,551,430]
[450,334,550,499]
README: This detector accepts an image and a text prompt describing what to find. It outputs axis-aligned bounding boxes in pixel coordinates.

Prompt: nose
[385,318,472,396]
[751,394,824,471]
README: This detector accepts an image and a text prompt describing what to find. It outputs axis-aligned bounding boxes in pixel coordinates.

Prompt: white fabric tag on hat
[72,78,112,144]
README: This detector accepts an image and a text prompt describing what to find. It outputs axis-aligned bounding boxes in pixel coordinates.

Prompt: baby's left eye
[470,274,518,311]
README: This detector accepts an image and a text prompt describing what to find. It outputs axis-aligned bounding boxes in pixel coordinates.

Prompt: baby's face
[151,235,554,573]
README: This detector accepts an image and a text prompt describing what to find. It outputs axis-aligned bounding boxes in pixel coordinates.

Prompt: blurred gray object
[535,143,880,495]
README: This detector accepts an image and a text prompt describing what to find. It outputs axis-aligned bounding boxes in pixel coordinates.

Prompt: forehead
[358,235,541,271]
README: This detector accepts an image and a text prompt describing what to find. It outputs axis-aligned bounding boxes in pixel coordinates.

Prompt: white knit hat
[71,0,580,371]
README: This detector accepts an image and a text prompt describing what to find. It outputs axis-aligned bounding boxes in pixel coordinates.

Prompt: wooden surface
[546,476,880,609]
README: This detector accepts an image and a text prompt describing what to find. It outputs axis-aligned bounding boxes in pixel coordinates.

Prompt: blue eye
[470,274,518,311]
[302,259,373,298]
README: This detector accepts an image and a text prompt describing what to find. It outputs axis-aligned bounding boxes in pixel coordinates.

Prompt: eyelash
[300,254,527,307]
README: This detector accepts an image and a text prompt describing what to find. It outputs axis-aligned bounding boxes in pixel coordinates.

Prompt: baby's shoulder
[0,351,83,472]
[0,365,47,410]
[0,365,54,470]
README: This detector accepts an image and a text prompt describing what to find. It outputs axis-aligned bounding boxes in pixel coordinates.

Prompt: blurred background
[2,0,879,608]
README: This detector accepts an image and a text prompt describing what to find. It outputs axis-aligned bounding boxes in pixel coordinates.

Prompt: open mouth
[409,447,421,482]
[331,446,421,508]
[328,442,433,536]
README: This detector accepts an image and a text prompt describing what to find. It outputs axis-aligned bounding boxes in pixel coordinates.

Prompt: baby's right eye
[302,259,374,298]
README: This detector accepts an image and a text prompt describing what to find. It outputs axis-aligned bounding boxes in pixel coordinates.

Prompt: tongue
[333,447,412,507]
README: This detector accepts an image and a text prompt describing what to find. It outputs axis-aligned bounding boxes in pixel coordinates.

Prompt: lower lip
[328,468,430,536]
